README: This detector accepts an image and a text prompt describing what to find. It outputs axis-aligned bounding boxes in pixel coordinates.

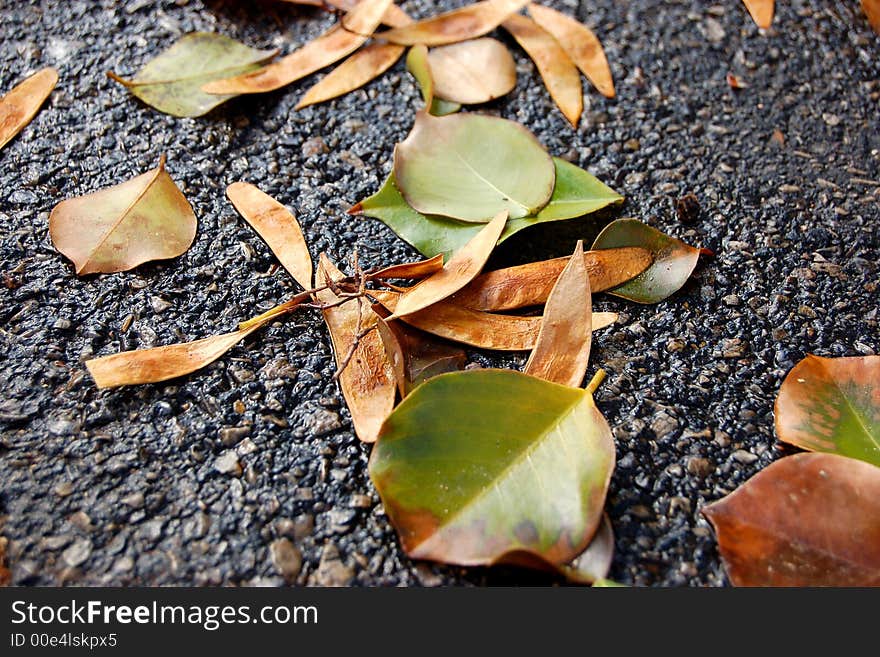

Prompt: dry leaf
[372,289,616,351]
[427,38,516,104]
[296,43,405,108]
[741,0,773,28]
[451,246,652,311]
[279,0,412,27]
[527,3,614,98]
[368,254,444,281]
[703,453,880,586]
[0,67,58,151]
[49,156,197,275]
[316,254,396,443]
[203,0,392,95]
[524,241,592,387]
[379,0,530,46]
[502,13,583,126]
[388,210,508,319]
[226,182,313,290]
[863,0,880,34]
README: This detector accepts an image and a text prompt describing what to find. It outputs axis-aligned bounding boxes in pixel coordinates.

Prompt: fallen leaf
[863,0,880,34]
[741,0,773,28]
[296,43,405,109]
[370,369,615,566]
[379,0,530,46]
[775,354,880,467]
[0,67,58,151]
[108,33,277,117]
[49,156,197,275]
[524,241,591,387]
[316,254,396,443]
[427,38,516,104]
[591,219,700,304]
[527,3,614,98]
[0,537,10,587]
[726,73,747,89]
[405,44,461,116]
[371,289,617,351]
[395,111,555,222]
[563,514,614,584]
[502,13,582,126]
[703,452,880,586]
[367,254,444,281]
[203,0,392,95]
[351,157,622,259]
[226,182,313,290]
[389,210,508,318]
[452,246,652,311]
[279,0,412,28]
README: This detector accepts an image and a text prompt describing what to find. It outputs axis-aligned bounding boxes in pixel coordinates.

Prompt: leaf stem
[586,369,606,395]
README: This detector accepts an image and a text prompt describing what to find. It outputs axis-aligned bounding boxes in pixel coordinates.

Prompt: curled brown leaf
[0,67,58,151]
[379,0,530,46]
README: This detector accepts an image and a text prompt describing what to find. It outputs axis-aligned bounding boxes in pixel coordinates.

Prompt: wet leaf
[452,246,652,311]
[108,33,277,117]
[203,0,392,95]
[395,111,555,222]
[405,44,461,116]
[703,452,880,586]
[524,241,591,387]
[863,0,880,34]
[775,355,880,467]
[741,0,774,28]
[527,3,614,98]
[350,158,621,259]
[379,0,530,46]
[389,211,507,319]
[368,254,444,281]
[591,219,700,304]
[49,156,197,275]
[371,289,617,351]
[370,369,615,567]
[563,514,614,584]
[0,67,58,151]
[296,43,405,109]
[226,182,312,290]
[502,13,582,126]
[427,38,516,104]
[316,254,396,443]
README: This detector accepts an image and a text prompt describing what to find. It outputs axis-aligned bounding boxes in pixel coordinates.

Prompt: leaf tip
[347,202,364,215]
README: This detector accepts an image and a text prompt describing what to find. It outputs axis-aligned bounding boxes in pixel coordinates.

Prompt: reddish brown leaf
[451,246,652,311]
[316,254,396,443]
[0,67,58,151]
[388,210,507,319]
[502,13,583,126]
[379,0,530,46]
[703,453,880,586]
[367,254,444,281]
[49,156,197,275]
[226,182,313,290]
[741,0,773,28]
[527,3,614,98]
[863,0,880,34]
[524,241,591,387]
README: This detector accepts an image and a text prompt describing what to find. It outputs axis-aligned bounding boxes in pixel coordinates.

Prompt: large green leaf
[109,33,277,117]
[394,111,556,222]
[775,355,880,467]
[591,219,699,304]
[350,158,622,259]
[369,369,614,567]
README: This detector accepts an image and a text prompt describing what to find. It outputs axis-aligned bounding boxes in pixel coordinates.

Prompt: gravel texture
[0,0,878,587]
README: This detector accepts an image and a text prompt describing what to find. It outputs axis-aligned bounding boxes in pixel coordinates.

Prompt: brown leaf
[502,13,582,126]
[703,453,880,586]
[741,0,773,28]
[316,254,396,443]
[371,289,616,351]
[451,246,652,311]
[427,38,516,104]
[49,156,197,275]
[524,241,591,387]
[226,182,313,290]
[388,210,507,319]
[367,254,444,281]
[0,67,58,151]
[527,3,614,98]
[373,310,408,398]
[863,0,880,34]
[279,0,412,28]
[0,536,10,587]
[296,43,405,109]
[379,0,530,46]
[203,0,392,95]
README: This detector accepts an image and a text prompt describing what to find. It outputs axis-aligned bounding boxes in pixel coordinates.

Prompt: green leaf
[369,369,614,567]
[395,111,556,222]
[351,158,622,259]
[591,219,699,304]
[775,355,880,467]
[109,33,277,117]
